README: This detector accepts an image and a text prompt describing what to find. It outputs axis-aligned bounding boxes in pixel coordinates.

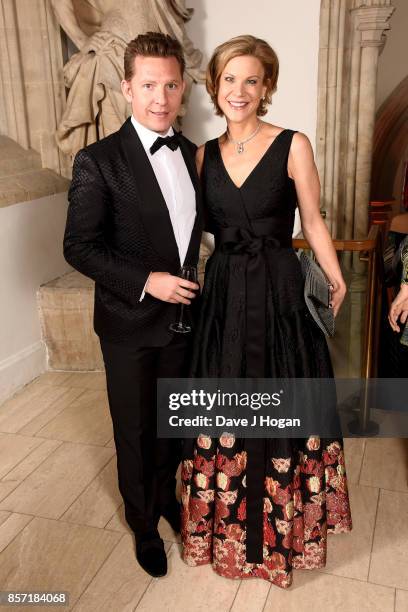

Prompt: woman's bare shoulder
[289,131,314,160]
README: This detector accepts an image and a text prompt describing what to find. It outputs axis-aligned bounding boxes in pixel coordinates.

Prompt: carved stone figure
[50,0,203,157]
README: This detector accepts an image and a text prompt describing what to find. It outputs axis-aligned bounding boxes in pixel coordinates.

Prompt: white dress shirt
[130,116,196,301]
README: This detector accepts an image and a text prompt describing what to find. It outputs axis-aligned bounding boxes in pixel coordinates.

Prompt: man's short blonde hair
[206,35,279,117]
[124,32,185,81]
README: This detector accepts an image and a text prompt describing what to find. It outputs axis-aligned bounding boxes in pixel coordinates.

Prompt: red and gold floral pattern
[181,435,352,588]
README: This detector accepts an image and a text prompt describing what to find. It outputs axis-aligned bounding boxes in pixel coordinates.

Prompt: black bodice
[190,129,332,380]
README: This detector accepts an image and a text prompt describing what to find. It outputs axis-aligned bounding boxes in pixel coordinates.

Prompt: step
[38,271,104,371]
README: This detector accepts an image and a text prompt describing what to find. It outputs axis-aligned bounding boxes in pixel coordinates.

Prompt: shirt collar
[130,115,174,154]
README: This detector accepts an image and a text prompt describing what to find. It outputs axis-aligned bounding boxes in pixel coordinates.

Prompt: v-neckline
[216,129,288,190]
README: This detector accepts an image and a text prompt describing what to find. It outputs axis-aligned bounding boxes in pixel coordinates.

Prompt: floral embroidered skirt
[181,433,352,589]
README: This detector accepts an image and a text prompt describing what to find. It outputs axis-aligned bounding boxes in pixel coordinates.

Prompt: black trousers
[100,334,190,536]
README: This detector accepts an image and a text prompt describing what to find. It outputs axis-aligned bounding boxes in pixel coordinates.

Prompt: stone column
[317,0,353,238]
[38,0,71,177]
[316,0,346,236]
[343,6,362,243]
[352,0,395,239]
[316,0,395,244]
[0,0,30,148]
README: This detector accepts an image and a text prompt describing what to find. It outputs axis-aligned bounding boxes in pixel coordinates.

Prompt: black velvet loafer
[136,531,167,578]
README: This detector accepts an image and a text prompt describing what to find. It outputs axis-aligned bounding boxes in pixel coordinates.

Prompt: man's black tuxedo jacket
[63,117,203,347]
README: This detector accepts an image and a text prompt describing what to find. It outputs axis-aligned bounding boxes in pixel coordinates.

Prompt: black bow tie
[150,132,181,155]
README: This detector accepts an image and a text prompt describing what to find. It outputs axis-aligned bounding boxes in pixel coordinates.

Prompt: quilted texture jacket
[64,117,203,346]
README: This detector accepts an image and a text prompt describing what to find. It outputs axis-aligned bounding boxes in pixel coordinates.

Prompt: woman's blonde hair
[206,35,279,117]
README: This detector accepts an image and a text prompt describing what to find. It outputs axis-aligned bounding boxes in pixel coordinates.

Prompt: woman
[181,35,352,588]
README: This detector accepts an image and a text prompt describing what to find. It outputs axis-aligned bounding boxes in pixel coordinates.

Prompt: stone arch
[371,75,408,205]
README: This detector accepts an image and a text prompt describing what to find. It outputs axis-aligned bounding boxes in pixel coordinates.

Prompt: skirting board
[0,341,46,405]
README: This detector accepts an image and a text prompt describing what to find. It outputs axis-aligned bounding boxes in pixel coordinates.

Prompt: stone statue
[50,0,203,157]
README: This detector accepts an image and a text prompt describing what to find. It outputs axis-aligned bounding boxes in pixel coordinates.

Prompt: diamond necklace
[227,121,261,154]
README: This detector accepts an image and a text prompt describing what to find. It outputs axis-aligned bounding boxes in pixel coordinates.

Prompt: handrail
[292,225,379,252]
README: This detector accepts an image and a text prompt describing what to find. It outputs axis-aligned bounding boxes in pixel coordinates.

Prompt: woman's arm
[288,132,346,317]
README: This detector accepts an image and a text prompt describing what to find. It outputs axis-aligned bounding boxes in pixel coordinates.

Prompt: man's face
[121,55,185,134]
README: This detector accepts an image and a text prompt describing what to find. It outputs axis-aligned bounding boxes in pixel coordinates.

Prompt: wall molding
[0,341,46,405]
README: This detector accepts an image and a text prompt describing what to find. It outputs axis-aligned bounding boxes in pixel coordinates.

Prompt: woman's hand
[329,278,347,318]
[388,284,408,333]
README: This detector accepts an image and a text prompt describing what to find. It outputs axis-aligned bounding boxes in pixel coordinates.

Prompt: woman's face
[217,54,267,123]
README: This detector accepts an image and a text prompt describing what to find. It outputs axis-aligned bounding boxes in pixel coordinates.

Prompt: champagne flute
[169,265,198,334]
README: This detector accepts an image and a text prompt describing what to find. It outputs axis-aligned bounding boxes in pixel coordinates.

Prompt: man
[64,32,202,578]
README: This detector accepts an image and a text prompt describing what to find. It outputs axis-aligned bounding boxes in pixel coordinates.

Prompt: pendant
[237,142,244,154]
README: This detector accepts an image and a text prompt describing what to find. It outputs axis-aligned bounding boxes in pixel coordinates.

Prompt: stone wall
[0,0,70,176]
[0,189,72,404]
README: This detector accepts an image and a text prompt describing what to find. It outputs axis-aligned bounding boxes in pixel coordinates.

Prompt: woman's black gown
[181,130,352,588]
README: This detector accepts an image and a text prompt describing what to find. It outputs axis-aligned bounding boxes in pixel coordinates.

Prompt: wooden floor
[0,371,407,611]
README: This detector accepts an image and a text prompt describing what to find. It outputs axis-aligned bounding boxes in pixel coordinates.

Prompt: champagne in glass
[169,265,198,334]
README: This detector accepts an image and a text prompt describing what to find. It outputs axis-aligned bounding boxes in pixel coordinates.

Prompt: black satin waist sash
[216,219,292,377]
[215,220,292,564]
